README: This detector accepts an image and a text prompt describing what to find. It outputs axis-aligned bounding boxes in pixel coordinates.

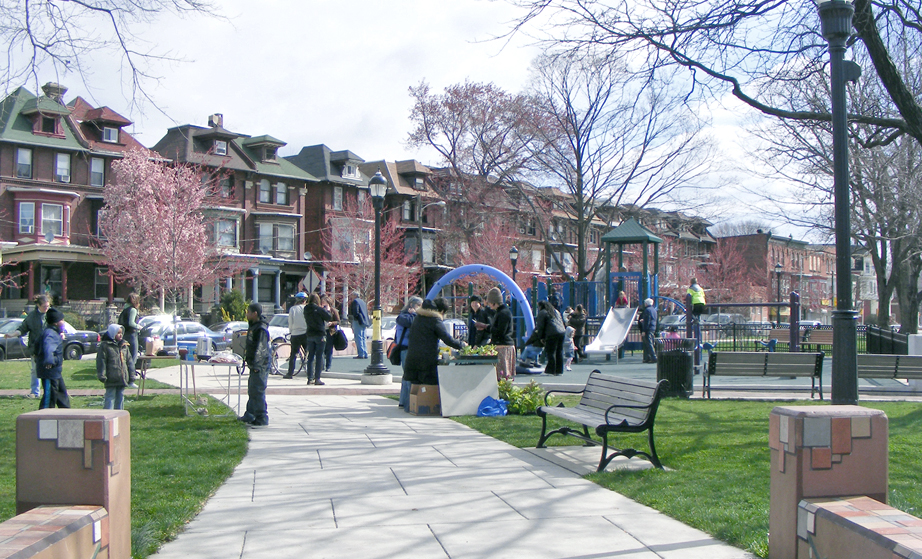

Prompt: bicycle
[270,334,307,377]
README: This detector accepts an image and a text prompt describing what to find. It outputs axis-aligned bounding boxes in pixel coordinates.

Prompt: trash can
[656,338,695,398]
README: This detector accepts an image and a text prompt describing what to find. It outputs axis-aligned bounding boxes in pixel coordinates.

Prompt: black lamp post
[818,0,860,405]
[364,169,390,378]
[417,195,446,298]
[775,263,783,324]
[510,247,518,348]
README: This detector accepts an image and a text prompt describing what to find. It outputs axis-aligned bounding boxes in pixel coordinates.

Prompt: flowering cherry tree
[99,148,243,308]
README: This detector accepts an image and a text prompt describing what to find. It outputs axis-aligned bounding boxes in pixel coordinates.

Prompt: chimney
[41,82,67,103]
[207,113,223,128]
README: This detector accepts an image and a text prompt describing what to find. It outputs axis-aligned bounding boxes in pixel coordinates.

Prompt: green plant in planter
[498,379,546,415]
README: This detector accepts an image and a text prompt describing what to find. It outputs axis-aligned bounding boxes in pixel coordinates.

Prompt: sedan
[140,321,230,352]
[209,321,249,335]
[0,319,99,360]
[0,319,29,360]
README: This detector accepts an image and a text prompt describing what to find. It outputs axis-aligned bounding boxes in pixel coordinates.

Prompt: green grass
[454,398,922,558]
[0,381,246,557]
[0,358,176,390]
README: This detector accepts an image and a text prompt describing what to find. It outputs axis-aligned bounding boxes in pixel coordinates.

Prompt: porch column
[274,271,281,311]
[27,262,34,301]
[107,271,114,305]
[250,268,259,303]
[61,263,69,304]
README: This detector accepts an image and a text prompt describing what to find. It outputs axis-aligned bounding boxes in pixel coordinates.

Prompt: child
[563,325,575,371]
[96,324,130,409]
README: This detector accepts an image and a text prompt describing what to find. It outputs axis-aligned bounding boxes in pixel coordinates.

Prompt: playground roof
[600,218,663,244]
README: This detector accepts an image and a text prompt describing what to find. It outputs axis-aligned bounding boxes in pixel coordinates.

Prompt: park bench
[705,351,825,399]
[801,329,834,352]
[536,371,668,471]
[759,328,797,350]
[856,354,922,380]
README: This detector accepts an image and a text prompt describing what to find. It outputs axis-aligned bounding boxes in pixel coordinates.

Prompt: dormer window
[264,147,277,161]
[42,117,56,134]
[215,140,227,155]
[343,164,357,178]
[102,127,118,143]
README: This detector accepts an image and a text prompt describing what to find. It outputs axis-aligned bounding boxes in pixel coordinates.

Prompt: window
[95,268,109,299]
[90,158,105,186]
[259,179,271,203]
[42,117,56,134]
[95,208,105,238]
[55,153,70,183]
[102,127,118,143]
[264,147,277,161]
[402,201,411,220]
[42,204,63,237]
[258,223,273,254]
[219,177,233,197]
[275,182,287,205]
[16,148,32,178]
[216,219,237,248]
[357,190,366,209]
[343,164,357,178]
[18,202,34,234]
[277,224,295,252]
[215,140,227,155]
[333,186,343,210]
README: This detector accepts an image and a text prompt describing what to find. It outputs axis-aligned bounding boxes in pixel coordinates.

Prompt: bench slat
[706,351,823,399]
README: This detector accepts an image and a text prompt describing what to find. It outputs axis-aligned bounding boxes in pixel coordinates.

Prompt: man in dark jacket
[303,293,332,385]
[641,298,658,363]
[526,300,567,376]
[241,303,271,427]
[5,294,49,397]
[485,287,516,380]
[96,324,129,409]
[402,298,465,387]
[119,293,141,386]
[38,307,70,409]
[467,295,494,347]
[348,292,371,359]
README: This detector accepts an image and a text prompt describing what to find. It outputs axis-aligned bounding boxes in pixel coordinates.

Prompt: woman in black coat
[402,298,465,386]
[568,304,587,361]
[526,300,567,376]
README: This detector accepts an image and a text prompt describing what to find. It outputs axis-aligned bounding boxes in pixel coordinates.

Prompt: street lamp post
[363,169,391,382]
[510,247,518,348]
[818,0,861,405]
[775,263,783,325]
[417,194,446,299]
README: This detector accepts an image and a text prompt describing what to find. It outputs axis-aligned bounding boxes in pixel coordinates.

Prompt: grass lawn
[0,357,176,390]
[0,360,247,558]
[454,397,922,558]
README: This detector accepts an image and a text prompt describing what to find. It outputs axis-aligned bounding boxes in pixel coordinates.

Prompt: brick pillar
[769,405,888,559]
[16,409,131,559]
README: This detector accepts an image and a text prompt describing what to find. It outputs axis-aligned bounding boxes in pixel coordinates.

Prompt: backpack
[118,307,133,332]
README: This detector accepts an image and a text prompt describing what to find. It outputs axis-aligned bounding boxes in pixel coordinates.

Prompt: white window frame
[258,223,273,254]
[55,153,70,183]
[96,208,105,238]
[402,200,411,221]
[357,190,366,209]
[215,140,227,155]
[216,218,238,249]
[102,127,118,143]
[259,179,271,203]
[41,203,64,238]
[333,186,343,210]
[16,148,32,179]
[90,158,105,187]
[18,202,34,234]
[276,224,295,252]
[275,182,287,205]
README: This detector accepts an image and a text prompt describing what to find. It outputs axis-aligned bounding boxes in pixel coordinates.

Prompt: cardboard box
[145,338,163,356]
[409,384,441,416]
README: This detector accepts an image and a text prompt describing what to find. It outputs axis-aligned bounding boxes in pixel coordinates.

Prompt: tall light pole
[818,0,861,405]
[510,247,518,349]
[775,263,783,324]
[363,169,390,381]
[417,194,446,299]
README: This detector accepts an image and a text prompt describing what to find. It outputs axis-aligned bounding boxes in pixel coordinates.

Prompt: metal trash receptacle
[656,338,695,398]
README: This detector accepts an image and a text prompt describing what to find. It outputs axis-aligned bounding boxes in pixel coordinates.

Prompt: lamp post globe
[363,169,391,382]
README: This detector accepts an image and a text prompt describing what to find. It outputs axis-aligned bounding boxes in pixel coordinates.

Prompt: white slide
[584,307,637,361]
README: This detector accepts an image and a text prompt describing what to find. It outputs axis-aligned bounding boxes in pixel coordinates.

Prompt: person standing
[687,278,707,318]
[96,324,129,409]
[467,295,494,347]
[547,284,561,314]
[568,304,587,363]
[119,293,141,387]
[485,287,516,380]
[402,298,465,392]
[303,293,332,385]
[641,298,658,363]
[323,296,341,372]
[283,292,308,379]
[38,307,70,409]
[563,325,576,371]
[348,292,371,359]
[241,303,271,427]
[526,300,566,376]
[396,296,423,409]
[5,294,49,397]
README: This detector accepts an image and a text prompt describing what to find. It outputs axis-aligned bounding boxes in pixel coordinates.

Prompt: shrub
[61,311,86,330]
[498,379,546,415]
[220,290,248,321]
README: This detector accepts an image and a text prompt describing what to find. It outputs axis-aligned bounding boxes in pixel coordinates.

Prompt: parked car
[659,314,686,329]
[0,319,99,360]
[209,321,249,335]
[267,314,290,344]
[701,313,747,326]
[140,321,230,353]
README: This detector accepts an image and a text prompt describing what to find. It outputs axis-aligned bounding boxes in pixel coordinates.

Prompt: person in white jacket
[284,292,308,379]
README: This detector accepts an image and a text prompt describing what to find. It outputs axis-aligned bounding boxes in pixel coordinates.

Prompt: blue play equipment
[426,264,536,338]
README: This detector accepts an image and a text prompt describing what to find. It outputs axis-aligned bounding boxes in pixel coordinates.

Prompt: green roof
[0,87,83,150]
[242,134,285,147]
[600,218,663,244]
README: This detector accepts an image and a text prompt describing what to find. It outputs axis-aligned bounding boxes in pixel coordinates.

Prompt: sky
[24,0,808,239]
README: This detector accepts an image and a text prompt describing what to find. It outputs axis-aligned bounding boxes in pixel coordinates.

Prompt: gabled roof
[21,96,70,116]
[360,160,435,197]
[0,87,84,150]
[67,96,145,153]
[285,144,366,185]
[242,135,285,147]
[600,218,663,244]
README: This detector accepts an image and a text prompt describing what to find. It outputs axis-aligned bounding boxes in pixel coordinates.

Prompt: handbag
[388,324,409,366]
[331,328,348,351]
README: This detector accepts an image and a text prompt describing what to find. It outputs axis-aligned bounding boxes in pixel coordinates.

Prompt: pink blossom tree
[99,148,245,311]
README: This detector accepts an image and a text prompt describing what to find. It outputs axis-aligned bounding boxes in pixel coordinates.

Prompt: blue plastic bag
[477,396,508,417]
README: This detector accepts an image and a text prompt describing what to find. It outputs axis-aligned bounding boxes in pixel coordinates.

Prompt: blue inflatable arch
[426,264,535,338]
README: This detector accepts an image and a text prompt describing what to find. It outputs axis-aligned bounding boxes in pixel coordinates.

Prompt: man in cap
[38,307,70,409]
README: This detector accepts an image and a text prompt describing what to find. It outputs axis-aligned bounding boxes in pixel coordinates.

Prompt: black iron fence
[866,325,907,355]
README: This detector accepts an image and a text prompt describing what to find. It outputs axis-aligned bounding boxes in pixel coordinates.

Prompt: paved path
[150,392,755,559]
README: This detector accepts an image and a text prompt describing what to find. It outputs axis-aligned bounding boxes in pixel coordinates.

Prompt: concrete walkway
[149,390,755,559]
